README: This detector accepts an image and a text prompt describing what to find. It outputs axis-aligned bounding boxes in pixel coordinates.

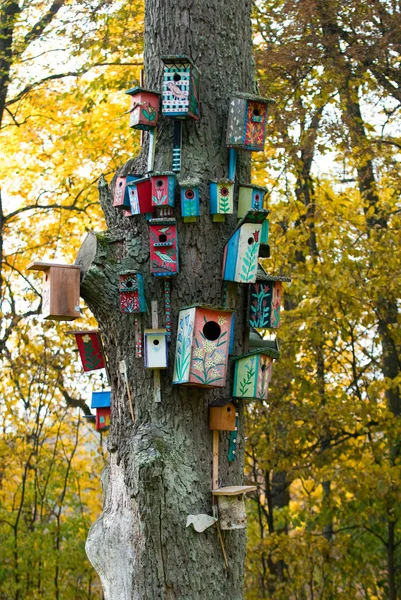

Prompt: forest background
[0,0,400,598]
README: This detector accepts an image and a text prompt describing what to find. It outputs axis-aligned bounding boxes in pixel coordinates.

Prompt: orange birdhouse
[209,399,237,431]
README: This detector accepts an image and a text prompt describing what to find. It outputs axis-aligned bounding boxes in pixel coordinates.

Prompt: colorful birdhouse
[226,92,272,151]
[212,486,256,530]
[259,218,270,257]
[27,261,81,321]
[119,270,146,313]
[91,390,111,432]
[125,176,153,216]
[179,179,200,222]
[66,330,106,372]
[149,218,179,277]
[125,86,161,130]
[144,329,169,369]
[232,345,279,400]
[237,183,268,219]
[209,179,234,222]
[161,55,200,120]
[249,267,292,329]
[222,209,269,283]
[150,172,176,209]
[209,399,237,431]
[113,174,141,209]
[173,305,235,388]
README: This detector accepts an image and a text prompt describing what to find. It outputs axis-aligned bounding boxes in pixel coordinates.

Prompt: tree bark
[80,1,256,598]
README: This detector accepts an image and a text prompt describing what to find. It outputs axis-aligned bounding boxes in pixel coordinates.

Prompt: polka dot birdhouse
[179,179,200,222]
[119,270,146,313]
[237,183,268,219]
[232,344,279,401]
[209,179,234,222]
[149,218,179,277]
[226,92,272,152]
[125,86,161,130]
[249,266,291,329]
[27,261,81,321]
[161,55,200,120]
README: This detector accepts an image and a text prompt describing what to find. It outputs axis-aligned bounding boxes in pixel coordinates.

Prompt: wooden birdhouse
[222,209,269,283]
[150,172,176,209]
[249,266,291,329]
[27,261,81,321]
[173,305,235,388]
[212,486,256,530]
[119,270,146,313]
[179,179,200,222]
[66,330,106,372]
[161,55,200,120]
[91,390,111,432]
[209,398,237,431]
[125,176,153,216]
[149,218,179,277]
[226,92,272,151]
[237,183,268,219]
[209,179,234,222]
[113,174,141,209]
[232,344,279,400]
[125,86,161,130]
[144,329,168,369]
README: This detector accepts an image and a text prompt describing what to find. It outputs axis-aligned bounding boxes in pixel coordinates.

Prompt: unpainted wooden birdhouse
[125,176,153,216]
[232,344,279,401]
[91,390,111,432]
[144,329,169,369]
[173,305,235,388]
[237,183,268,219]
[222,209,269,283]
[66,330,106,372]
[209,398,237,431]
[125,86,161,130]
[150,172,176,209]
[161,55,201,120]
[27,261,81,321]
[249,267,292,329]
[113,174,141,209]
[149,218,179,277]
[212,486,256,530]
[119,270,146,313]
[179,179,200,222]
[209,179,234,221]
[226,93,272,152]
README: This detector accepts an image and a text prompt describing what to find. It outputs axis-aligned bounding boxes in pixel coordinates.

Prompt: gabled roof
[181,304,235,313]
[232,345,280,360]
[161,55,201,73]
[229,92,274,104]
[209,398,235,408]
[256,264,292,282]
[125,86,161,96]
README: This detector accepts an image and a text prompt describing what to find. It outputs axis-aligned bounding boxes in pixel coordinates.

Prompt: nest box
[212,486,256,530]
[209,398,237,431]
[226,92,272,151]
[179,179,200,222]
[232,344,279,400]
[144,329,168,369]
[150,172,176,209]
[91,390,111,432]
[149,218,179,277]
[249,267,292,329]
[119,270,146,313]
[222,209,269,283]
[161,55,200,120]
[126,176,153,216]
[27,261,81,321]
[113,174,141,209]
[209,180,234,221]
[66,330,105,372]
[238,183,268,219]
[173,305,235,388]
[125,86,161,130]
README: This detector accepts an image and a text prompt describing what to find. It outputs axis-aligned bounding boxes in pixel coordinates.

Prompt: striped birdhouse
[119,270,146,313]
[125,87,161,130]
[232,343,279,401]
[226,92,272,152]
[209,179,234,222]
[149,218,179,277]
[161,55,200,120]
[179,179,200,222]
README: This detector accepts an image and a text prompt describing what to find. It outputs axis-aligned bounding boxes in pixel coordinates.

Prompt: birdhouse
[226,92,272,151]
[209,399,237,431]
[91,390,111,432]
[237,183,268,219]
[119,270,146,313]
[144,329,168,369]
[173,305,235,388]
[209,179,234,222]
[113,174,141,209]
[125,86,161,130]
[27,261,81,321]
[222,209,269,283]
[149,218,179,277]
[150,172,176,209]
[212,486,256,530]
[179,179,200,222]
[249,267,292,329]
[125,176,153,216]
[161,55,200,120]
[66,330,106,372]
[232,345,279,400]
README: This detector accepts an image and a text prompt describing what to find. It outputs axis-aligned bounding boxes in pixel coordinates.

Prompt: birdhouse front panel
[119,271,146,313]
[209,399,237,431]
[126,176,153,216]
[125,87,161,131]
[212,486,256,530]
[180,183,200,221]
[249,280,283,329]
[96,407,110,431]
[222,222,262,283]
[173,306,234,388]
[237,184,267,219]
[161,56,200,120]
[73,332,105,372]
[209,181,234,218]
[144,329,168,369]
[27,262,81,321]
[149,218,179,277]
[226,93,271,151]
[151,173,176,208]
[113,175,140,209]
[233,349,278,400]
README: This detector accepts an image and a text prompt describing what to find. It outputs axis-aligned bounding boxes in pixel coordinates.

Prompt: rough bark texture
[81,1,255,598]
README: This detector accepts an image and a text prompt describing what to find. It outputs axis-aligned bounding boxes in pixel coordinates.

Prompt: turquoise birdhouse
[232,343,280,401]
[179,179,200,222]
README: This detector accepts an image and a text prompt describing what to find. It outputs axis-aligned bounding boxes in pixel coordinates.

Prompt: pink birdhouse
[149,218,179,277]
[125,87,161,130]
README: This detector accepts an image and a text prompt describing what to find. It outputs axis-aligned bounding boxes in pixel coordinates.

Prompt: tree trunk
[79,1,256,598]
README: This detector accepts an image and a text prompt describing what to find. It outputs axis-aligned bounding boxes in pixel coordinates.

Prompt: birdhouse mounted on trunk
[91,390,111,431]
[119,270,146,313]
[179,179,200,222]
[113,174,141,209]
[161,55,201,120]
[232,344,280,401]
[173,305,235,388]
[212,486,256,530]
[149,218,179,277]
[66,330,106,372]
[125,176,153,217]
[125,87,161,130]
[209,179,234,222]
[222,209,269,283]
[150,172,176,209]
[249,267,292,329]
[144,329,169,369]
[209,398,237,431]
[237,183,268,219]
[27,261,81,321]
[226,92,272,151]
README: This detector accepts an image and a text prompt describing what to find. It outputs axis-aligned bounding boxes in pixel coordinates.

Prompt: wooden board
[212,485,256,496]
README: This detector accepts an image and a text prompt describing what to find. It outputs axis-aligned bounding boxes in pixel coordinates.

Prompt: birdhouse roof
[225,209,269,243]
[91,391,111,409]
[182,304,235,313]
[209,178,234,185]
[232,345,280,360]
[144,328,168,336]
[209,398,235,408]
[82,414,96,422]
[127,175,150,186]
[212,485,257,496]
[239,182,268,193]
[119,269,140,276]
[149,218,176,226]
[256,265,292,282]
[161,55,201,73]
[27,261,80,272]
[179,178,201,187]
[125,86,161,96]
[66,330,100,336]
[230,92,274,104]
[151,171,176,177]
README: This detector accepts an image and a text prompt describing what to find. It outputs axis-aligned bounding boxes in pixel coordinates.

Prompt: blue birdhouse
[91,390,111,431]
[161,55,200,120]
[179,179,200,222]
[210,179,234,222]
[232,343,280,401]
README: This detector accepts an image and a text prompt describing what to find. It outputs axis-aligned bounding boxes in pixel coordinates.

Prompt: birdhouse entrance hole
[248,237,254,245]
[153,339,160,346]
[159,234,167,243]
[125,280,134,288]
[203,321,221,341]
[253,108,260,117]
[156,179,164,187]
[173,73,181,81]
[185,189,194,199]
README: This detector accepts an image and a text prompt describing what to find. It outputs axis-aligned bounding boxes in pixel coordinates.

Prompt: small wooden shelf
[212,485,256,496]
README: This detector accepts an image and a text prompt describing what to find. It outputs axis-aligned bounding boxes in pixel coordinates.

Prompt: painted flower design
[193,363,203,372]
[217,316,227,325]
[193,347,203,358]
[82,335,91,344]
[205,358,216,368]
[203,340,216,353]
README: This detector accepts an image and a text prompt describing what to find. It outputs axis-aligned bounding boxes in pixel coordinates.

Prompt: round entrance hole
[203,320,221,341]
[173,73,181,82]
[185,189,194,199]
[220,187,229,197]
[254,193,260,201]
[226,406,231,413]
[119,181,123,187]
[125,280,134,288]
[253,108,260,117]
[159,234,167,243]
[248,237,254,245]
[156,179,163,188]
[153,339,160,346]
